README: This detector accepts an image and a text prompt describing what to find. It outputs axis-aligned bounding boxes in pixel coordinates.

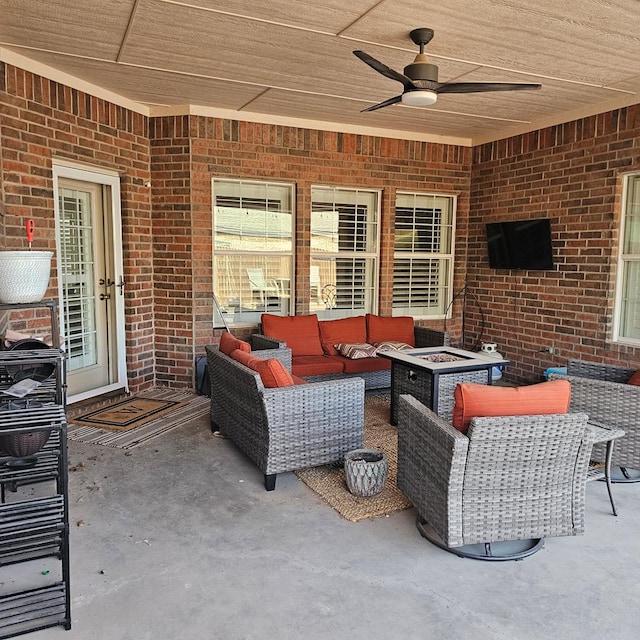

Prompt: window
[310,187,380,318]
[393,192,455,317]
[615,174,640,343]
[212,179,294,326]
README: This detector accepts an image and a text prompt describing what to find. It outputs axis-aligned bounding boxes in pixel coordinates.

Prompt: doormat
[295,393,412,522]
[70,396,188,431]
[67,389,210,449]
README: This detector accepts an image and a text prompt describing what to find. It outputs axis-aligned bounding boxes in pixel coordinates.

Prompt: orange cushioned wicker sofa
[251,313,450,390]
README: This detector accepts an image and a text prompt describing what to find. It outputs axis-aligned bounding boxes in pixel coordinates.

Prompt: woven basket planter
[344,449,388,497]
[0,400,50,459]
[0,429,51,458]
[0,251,53,304]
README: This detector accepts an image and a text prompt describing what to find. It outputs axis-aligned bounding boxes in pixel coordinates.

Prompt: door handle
[116,276,126,295]
[99,293,111,300]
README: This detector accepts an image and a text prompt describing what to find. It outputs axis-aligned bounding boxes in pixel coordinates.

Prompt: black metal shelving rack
[0,301,71,637]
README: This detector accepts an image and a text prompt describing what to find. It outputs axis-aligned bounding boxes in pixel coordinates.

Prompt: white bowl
[0,251,53,304]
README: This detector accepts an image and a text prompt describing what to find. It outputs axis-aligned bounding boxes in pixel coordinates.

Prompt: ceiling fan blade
[435,82,541,94]
[361,95,403,112]
[353,51,416,91]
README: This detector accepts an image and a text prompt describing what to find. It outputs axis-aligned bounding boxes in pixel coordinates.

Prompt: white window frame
[392,191,456,318]
[310,186,381,319]
[212,178,295,326]
[613,173,640,344]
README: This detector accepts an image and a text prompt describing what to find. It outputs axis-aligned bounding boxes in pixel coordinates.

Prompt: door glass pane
[58,188,98,370]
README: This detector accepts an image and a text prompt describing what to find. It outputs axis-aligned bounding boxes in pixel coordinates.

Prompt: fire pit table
[377,346,510,425]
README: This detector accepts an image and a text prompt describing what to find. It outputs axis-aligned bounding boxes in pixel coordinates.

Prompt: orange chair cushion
[318,316,367,356]
[628,370,640,385]
[366,314,415,347]
[231,349,294,388]
[452,379,571,433]
[230,349,261,368]
[261,313,323,357]
[219,332,251,356]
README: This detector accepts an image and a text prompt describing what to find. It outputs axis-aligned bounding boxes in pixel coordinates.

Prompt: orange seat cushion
[328,354,391,374]
[261,313,323,357]
[318,316,367,356]
[219,332,251,356]
[452,379,572,434]
[366,314,415,347]
[231,349,294,388]
[291,355,345,377]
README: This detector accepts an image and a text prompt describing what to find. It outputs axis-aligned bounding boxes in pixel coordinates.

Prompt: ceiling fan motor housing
[403,55,439,82]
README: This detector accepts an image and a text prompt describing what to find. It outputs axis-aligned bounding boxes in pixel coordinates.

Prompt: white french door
[53,163,127,403]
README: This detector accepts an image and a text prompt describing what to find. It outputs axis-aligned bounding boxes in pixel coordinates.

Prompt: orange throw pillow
[451,379,571,433]
[261,313,323,357]
[219,332,251,356]
[318,316,367,356]
[230,349,294,388]
[366,314,415,347]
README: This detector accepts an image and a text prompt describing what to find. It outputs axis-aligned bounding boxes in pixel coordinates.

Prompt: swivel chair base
[416,516,544,561]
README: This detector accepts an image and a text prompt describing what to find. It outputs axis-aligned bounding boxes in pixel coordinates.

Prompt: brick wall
[149,116,194,387]
[187,118,471,354]
[0,63,155,392]
[471,106,640,382]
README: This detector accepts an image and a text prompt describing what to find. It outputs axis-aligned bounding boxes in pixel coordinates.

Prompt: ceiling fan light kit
[354,27,541,113]
[401,90,438,106]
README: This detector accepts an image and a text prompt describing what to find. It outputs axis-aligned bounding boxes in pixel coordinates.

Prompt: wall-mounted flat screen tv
[486,218,554,270]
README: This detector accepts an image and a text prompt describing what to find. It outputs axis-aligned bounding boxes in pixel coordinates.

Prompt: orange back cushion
[219,332,251,356]
[318,315,367,356]
[366,314,415,347]
[261,313,323,357]
[452,379,571,433]
[628,370,640,385]
[231,349,294,388]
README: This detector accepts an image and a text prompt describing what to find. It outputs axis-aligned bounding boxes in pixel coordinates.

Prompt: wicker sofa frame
[205,343,365,491]
[252,326,450,390]
[396,394,593,560]
[550,358,640,477]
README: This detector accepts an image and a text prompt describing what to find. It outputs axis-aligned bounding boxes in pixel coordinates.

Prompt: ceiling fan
[353,28,541,112]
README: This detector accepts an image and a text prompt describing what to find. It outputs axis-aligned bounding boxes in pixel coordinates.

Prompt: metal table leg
[604,439,617,516]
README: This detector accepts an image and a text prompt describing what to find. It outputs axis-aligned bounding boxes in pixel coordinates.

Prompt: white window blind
[393,192,455,317]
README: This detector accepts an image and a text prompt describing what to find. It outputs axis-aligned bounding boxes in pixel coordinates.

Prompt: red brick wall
[149,116,194,387]
[0,62,155,392]
[187,118,471,354]
[471,106,640,382]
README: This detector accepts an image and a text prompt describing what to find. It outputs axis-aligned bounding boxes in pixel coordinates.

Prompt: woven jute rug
[67,389,210,449]
[295,393,412,522]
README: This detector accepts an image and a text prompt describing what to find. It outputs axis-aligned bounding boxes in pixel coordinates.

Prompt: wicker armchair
[396,394,593,560]
[205,344,365,491]
[551,359,640,481]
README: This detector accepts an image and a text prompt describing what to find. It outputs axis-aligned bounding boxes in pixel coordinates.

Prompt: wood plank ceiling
[1,0,639,145]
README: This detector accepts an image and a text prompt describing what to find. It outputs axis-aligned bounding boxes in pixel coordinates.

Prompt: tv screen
[486,218,554,270]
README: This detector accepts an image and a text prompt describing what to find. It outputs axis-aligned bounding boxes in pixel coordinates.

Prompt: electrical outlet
[541,346,555,355]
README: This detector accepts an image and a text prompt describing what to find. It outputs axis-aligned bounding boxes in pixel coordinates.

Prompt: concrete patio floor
[10,408,640,640]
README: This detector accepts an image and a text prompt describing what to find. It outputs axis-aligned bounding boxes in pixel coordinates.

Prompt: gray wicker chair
[550,359,640,481]
[396,394,593,560]
[205,344,365,491]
